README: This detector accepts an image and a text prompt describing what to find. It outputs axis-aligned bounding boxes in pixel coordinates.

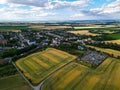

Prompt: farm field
[106,40,120,45]
[0,26,28,32]
[107,33,120,39]
[16,48,76,85]
[29,25,72,30]
[42,57,120,90]
[68,30,100,36]
[0,75,32,90]
[87,45,120,58]
[73,25,118,29]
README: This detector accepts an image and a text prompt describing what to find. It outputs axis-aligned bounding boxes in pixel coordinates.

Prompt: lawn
[16,48,76,85]
[42,57,120,90]
[0,75,32,90]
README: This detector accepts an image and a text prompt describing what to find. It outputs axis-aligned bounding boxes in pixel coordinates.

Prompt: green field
[42,57,120,90]
[0,75,31,90]
[16,48,76,85]
[107,33,120,39]
[0,26,28,32]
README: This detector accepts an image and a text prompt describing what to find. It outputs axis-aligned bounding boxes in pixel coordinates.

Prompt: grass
[0,75,32,90]
[42,57,120,90]
[107,33,120,39]
[0,26,28,32]
[16,48,76,85]
[86,45,120,58]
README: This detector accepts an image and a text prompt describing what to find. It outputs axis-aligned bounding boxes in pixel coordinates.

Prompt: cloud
[90,0,120,14]
[50,0,90,9]
[0,4,56,21]
[71,13,85,18]
[0,0,7,4]
[73,0,120,19]
[7,0,49,7]
[1,0,90,10]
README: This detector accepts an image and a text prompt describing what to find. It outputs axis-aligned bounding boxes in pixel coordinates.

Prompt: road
[12,60,74,90]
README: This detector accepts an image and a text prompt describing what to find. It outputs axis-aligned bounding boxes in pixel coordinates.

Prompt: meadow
[0,75,31,90]
[42,57,120,90]
[16,48,76,85]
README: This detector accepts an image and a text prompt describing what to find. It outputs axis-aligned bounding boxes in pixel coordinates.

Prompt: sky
[0,0,120,21]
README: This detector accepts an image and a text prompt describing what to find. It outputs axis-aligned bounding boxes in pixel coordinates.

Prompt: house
[78,46,84,50]
[27,40,36,45]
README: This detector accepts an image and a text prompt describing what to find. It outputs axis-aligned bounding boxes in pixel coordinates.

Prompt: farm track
[13,60,75,90]
[14,48,77,90]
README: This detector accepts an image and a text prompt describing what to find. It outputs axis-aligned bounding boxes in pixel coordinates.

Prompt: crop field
[87,45,120,58]
[16,48,76,85]
[73,25,119,30]
[42,57,120,90]
[0,75,32,90]
[29,25,72,30]
[107,33,120,39]
[0,26,28,32]
[68,30,100,36]
[106,40,120,45]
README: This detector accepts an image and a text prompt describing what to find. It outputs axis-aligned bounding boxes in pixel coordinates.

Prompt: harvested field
[106,40,120,45]
[87,45,120,58]
[29,25,72,30]
[68,30,99,36]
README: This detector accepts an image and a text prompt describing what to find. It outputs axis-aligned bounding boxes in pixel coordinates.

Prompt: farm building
[81,50,108,65]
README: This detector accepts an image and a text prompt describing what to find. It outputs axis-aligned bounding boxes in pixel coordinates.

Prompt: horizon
[0,0,120,21]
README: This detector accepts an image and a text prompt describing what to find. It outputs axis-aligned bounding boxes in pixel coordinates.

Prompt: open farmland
[0,26,28,32]
[0,75,32,90]
[87,45,120,58]
[106,40,120,45]
[16,48,76,85]
[29,25,72,30]
[68,30,100,36]
[107,33,120,39]
[42,57,120,90]
[73,25,119,29]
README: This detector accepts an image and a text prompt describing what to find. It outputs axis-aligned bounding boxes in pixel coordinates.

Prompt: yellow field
[16,48,76,85]
[87,45,120,58]
[106,40,120,45]
[68,30,100,36]
[42,57,120,90]
[74,25,117,29]
[29,25,71,30]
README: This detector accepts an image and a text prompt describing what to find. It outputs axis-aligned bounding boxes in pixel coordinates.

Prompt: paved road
[12,60,74,90]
